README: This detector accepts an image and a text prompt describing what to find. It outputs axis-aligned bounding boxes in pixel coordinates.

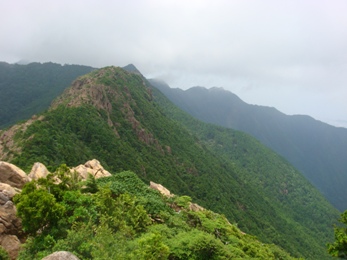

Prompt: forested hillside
[0,66,339,259]
[13,164,297,259]
[0,62,94,128]
[150,80,347,211]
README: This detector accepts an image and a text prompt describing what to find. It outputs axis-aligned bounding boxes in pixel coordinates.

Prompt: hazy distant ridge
[150,79,347,211]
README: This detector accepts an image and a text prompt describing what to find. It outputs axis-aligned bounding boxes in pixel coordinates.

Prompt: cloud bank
[1,0,346,127]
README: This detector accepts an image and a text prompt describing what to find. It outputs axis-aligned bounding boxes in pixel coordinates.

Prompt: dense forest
[150,80,347,211]
[0,66,340,259]
[0,62,94,128]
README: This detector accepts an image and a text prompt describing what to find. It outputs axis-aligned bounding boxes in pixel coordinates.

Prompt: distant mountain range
[0,62,94,128]
[149,79,347,211]
[0,63,340,258]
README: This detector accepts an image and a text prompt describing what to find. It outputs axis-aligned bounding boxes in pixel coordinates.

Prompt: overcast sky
[1,0,346,127]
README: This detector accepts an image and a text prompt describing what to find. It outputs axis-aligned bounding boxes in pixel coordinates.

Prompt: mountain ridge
[0,64,340,258]
[0,61,95,128]
[150,79,347,211]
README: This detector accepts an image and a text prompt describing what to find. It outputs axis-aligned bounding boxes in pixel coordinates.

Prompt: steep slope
[0,66,339,259]
[150,79,347,211]
[11,162,297,260]
[0,61,95,128]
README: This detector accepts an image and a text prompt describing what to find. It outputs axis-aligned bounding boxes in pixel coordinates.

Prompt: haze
[1,0,346,127]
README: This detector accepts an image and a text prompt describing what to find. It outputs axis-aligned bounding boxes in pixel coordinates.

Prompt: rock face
[71,159,111,180]
[0,162,28,259]
[0,161,30,188]
[0,183,19,202]
[0,182,22,260]
[149,181,174,198]
[189,202,204,212]
[149,181,204,212]
[41,251,80,260]
[0,235,21,260]
[28,162,50,180]
[0,200,21,235]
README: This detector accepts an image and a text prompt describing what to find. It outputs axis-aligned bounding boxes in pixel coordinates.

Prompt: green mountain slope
[0,66,339,259]
[0,61,95,128]
[150,80,347,211]
[14,165,297,259]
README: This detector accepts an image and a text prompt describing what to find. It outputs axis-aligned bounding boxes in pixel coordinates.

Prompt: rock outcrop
[189,202,205,212]
[0,180,22,259]
[0,235,21,260]
[0,235,22,260]
[28,162,50,180]
[149,181,174,198]
[149,181,204,212]
[0,162,30,188]
[0,200,21,235]
[0,160,113,259]
[41,251,80,260]
[71,159,111,180]
[0,183,19,202]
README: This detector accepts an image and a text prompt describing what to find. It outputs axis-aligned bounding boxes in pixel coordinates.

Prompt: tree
[328,211,347,258]
[133,233,170,260]
[13,182,65,235]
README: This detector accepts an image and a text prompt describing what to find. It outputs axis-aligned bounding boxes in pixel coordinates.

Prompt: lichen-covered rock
[71,159,111,180]
[0,162,29,188]
[28,162,50,180]
[41,251,80,260]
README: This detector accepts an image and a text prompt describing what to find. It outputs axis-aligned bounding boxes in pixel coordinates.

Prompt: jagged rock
[0,162,29,188]
[189,202,204,212]
[0,181,23,259]
[0,200,22,260]
[42,251,80,260]
[71,159,111,180]
[0,200,21,236]
[0,183,19,201]
[149,181,174,198]
[28,162,50,180]
[0,235,21,260]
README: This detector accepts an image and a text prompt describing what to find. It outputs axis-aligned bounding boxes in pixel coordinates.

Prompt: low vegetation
[14,165,296,259]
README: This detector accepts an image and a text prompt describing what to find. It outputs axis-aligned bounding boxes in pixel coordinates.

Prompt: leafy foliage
[13,183,65,235]
[328,211,347,258]
[0,246,10,260]
[15,166,296,260]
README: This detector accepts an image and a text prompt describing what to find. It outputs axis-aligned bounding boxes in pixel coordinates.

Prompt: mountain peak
[122,63,142,75]
[50,66,145,111]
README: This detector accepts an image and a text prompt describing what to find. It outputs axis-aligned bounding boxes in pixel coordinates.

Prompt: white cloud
[1,0,347,127]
